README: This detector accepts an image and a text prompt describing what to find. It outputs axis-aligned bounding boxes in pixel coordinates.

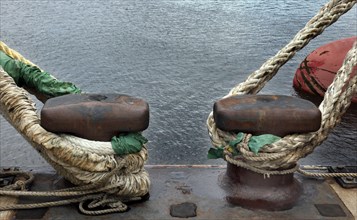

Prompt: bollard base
[219,163,302,211]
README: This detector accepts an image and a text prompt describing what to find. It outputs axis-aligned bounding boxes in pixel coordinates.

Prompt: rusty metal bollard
[214,95,321,210]
[214,95,321,137]
[220,164,303,211]
[41,93,149,141]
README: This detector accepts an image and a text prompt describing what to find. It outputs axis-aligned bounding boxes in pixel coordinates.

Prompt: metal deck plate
[12,166,354,219]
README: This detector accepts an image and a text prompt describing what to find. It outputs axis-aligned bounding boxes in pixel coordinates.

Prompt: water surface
[1,0,356,171]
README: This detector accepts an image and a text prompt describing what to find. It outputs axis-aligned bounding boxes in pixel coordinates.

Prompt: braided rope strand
[0,42,151,214]
[0,41,39,68]
[207,0,357,173]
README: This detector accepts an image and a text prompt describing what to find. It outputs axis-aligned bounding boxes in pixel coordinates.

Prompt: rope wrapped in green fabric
[208,132,281,159]
[111,133,148,155]
[0,51,81,97]
[0,50,148,156]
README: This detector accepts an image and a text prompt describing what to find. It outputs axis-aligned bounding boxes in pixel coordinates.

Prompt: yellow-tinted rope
[0,41,39,68]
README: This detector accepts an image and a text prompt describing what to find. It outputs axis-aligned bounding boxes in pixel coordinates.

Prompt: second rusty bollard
[213,95,322,210]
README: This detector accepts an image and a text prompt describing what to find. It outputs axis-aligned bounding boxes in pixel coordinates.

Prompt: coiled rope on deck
[207,0,357,175]
[0,41,150,214]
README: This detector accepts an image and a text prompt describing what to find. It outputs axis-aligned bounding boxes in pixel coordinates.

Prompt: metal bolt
[345,176,354,181]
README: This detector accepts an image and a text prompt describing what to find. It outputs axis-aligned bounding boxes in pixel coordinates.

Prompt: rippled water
[0,0,356,171]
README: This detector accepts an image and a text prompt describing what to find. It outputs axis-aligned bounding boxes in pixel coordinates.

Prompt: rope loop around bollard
[207,0,357,177]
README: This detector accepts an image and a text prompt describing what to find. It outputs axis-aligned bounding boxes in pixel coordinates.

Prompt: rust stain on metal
[220,163,302,211]
[41,93,149,141]
[175,183,192,194]
[214,95,321,136]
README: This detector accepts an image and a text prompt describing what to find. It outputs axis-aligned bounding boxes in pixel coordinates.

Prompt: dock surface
[2,165,356,220]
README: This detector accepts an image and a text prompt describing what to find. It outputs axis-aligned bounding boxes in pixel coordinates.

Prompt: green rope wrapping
[208,132,281,159]
[111,133,148,155]
[0,51,81,97]
[0,51,149,156]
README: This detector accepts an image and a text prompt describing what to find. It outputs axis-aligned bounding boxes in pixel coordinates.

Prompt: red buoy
[293,37,357,103]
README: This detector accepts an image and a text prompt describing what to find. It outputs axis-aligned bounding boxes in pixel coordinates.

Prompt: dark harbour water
[0,0,356,171]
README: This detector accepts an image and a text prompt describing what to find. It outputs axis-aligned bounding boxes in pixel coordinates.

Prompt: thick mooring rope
[0,165,148,214]
[0,42,150,214]
[0,42,39,69]
[207,0,357,174]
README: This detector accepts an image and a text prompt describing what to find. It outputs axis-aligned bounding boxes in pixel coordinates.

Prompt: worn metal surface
[328,166,357,188]
[221,163,302,211]
[10,165,354,219]
[213,95,321,136]
[40,93,149,141]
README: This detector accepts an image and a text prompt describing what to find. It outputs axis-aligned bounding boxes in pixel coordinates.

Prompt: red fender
[293,37,357,103]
